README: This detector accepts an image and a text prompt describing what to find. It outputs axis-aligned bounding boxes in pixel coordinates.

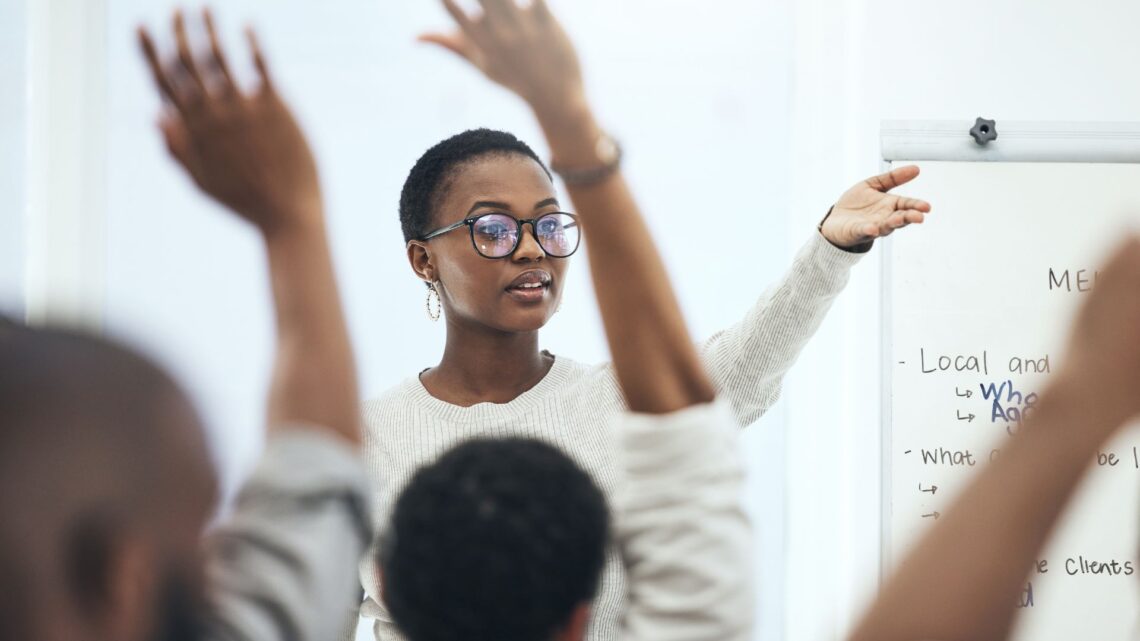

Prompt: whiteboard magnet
[970,117,998,145]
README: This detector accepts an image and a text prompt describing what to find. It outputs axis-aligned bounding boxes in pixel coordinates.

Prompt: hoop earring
[425,281,442,322]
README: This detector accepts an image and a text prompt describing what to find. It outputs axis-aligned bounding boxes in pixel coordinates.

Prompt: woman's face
[409,153,570,334]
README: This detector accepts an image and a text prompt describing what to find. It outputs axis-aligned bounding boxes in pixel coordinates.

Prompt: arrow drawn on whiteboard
[922,511,941,520]
[919,484,938,495]
[957,410,976,422]
[955,387,973,399]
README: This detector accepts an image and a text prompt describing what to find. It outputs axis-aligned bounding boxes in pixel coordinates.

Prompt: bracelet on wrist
[550,133,622,187]
[819,206,874,254]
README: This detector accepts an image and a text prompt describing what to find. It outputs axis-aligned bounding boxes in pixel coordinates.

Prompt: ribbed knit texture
[355,233,862,641]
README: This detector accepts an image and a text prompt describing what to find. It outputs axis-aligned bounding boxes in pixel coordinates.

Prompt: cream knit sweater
[356,233,862,640]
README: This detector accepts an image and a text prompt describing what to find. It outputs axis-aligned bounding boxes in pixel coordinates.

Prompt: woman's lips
[505,270,552,303]
[505,281,549,303]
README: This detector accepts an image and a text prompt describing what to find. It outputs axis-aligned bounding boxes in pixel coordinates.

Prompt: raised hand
[420,0,585,121]
[140,9,359,444]
[823,165,932,249]
[139,9,322,236]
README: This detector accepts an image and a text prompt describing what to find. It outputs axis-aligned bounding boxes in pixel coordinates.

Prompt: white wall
[23,0,108,327]
[0,0,26,316]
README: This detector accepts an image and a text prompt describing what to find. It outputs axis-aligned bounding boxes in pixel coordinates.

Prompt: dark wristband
[819,205,874,254]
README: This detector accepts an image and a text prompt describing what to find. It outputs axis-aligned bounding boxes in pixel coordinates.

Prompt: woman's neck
[420,321,553,406]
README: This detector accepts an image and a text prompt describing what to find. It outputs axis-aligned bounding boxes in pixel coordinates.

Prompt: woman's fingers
[246,27,274,94]
[418,31,479,65]
[173,10,207,98]
[203,8,237,95]
[530,0,553,20]
[902,210,927,225]
[866,164,921,193]
[159,114,191,165]
[874,210,927,238]
[138,26,185,112]
[895,195,932,213]
[477,0,522,25]
[441,0,477,33]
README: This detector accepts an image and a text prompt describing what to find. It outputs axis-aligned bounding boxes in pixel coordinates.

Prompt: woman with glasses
[357,2,932,640]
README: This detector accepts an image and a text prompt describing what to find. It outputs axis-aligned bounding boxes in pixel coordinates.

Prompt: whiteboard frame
[879,119,1140,577]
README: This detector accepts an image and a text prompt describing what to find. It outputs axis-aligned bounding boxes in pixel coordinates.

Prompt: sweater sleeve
[201,428,373,641]
[700,232,863,426]
[615,401,753,641]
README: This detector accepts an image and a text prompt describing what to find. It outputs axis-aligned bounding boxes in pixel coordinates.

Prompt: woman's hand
[139,9,322,237]
[823,165,932,250]
[420,0,587,123]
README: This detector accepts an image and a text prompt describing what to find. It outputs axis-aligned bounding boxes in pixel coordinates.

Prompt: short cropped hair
[381,437,609,641]
[399,128,551,242]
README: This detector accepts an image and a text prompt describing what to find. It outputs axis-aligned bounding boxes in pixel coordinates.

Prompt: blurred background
[6,1,1140,640]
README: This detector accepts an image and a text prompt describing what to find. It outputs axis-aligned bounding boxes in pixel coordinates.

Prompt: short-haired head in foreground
[381,437,609,641]
[0,323,216,641]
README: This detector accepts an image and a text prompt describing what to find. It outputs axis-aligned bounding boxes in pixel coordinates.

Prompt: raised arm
[140,10,367,641]
[139,10,359,442]
[422,0,711,411]
[849,235,1140,641]
[424,6,753,641]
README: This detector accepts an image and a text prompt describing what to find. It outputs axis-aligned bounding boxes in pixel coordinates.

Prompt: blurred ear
[68,520,158,641]
[406,241,436,283]
[552,603,592,641]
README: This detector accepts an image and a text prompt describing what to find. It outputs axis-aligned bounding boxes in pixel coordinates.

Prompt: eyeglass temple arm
[418,219,469,241]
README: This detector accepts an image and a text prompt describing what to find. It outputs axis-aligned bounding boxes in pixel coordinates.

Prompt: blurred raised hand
[139,9,322,236]
[420,0,586,123]
[139,8,359,444]
[823,165,932,249]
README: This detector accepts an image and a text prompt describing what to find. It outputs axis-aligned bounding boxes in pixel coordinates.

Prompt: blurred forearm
[263,211,361,445]
[542,104,714,414]
[849,378,1118,641]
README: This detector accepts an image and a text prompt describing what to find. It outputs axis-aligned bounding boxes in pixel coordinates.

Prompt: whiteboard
[883,121,1140,641]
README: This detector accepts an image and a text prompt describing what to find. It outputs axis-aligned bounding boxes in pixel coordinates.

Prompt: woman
[360,1,931,639]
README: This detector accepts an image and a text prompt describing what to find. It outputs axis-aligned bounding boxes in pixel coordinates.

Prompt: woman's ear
[406,241,435,283]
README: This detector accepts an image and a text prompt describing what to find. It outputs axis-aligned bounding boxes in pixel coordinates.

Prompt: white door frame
[24,0,109,328]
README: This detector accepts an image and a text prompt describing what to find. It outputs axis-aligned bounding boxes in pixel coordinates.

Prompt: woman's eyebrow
[467,200,513,215]
[466,198,560,215]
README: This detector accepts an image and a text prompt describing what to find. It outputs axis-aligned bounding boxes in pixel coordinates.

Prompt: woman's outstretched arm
[421,2,931,419]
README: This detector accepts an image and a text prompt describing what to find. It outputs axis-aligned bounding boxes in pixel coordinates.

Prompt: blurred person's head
[0,324,217,641]
[402,128,574,333]
[380,437,609,641]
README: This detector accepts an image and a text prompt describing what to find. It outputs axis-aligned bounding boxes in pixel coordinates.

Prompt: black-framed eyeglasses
[418,212,581,259]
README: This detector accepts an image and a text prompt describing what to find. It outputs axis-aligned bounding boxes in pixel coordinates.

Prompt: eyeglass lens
[471,213,579,258]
